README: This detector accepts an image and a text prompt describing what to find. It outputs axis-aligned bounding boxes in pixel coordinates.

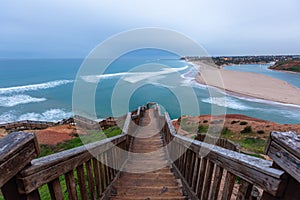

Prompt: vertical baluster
[209,165,224,200]
[65,170,78,200]
[86,159,95,199]
[187,152,196,187]
[197,157,207,198]
[184,149,191,181]
[99,153,107,191]
[201,160,214,200]
[181,149,187,178]
[76,164,88,200]
[221,171,235,200]
[48,178,63,200]
[104,152,110,187]
[236,180,253,200]
[191,156,200,192]
[26,190,41,200]
[92,158,102,198]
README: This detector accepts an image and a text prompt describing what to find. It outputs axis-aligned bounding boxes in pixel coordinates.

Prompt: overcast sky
[1,0,300,58]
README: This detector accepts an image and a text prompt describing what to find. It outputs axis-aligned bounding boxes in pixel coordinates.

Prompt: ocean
[1,53,300,124]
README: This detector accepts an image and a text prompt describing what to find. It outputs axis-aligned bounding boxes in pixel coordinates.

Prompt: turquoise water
[225,63,300,89]
[1,54,300,124]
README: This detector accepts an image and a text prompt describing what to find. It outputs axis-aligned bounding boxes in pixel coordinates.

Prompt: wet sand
[193,61,300,106]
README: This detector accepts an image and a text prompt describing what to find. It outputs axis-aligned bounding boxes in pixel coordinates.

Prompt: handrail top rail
[21,134,127,177]
[163,112,285,179]
[174,134,285,178]
[0,132,37,162]
[20,112,132,177]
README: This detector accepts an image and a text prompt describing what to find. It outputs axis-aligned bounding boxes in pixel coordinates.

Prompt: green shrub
[221,127,233,136]
[256,130,265,134]
[198,125,208,133]
[236,137,266,154]
[240,126,252,134]
[231,120,239,124]
[239,121,248,125]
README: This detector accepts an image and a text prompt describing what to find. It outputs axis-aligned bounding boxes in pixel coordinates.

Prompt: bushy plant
[240,126,252,134]
[239,121,248,125]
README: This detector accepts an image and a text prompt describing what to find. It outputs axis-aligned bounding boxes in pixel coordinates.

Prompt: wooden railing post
[263,131,300,200]
[0,132,40,200]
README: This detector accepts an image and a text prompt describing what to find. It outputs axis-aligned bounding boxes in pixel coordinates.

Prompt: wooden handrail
[0,132,39,188]
[17,134,128,194]
[162,112,288,199]
[1,104,298,199]
[0,109,145,200]
[0,132,40,200]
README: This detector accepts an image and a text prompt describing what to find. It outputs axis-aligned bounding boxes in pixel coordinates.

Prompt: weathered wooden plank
[48,178,64,200]
[99,155,107,191]
[21,134,126,176]
[236,180,253,200]
[201,160,214,200]
[0,132,39,187]
[76,165,88,200]
[269,131,300,157]
[92,158,101,198]
[86,160,95,200]
[209,165,224,200]
[187,151,196,186]
[221,171,235,200]
[267,138,300,183]
[0,142,37,188]
[1,178,27,200]
[172,135,286,196]
[65,171,78,200]
[183,149,191,181]
[196,157,207,198]
[18,149,92,194]
[26,190,41,200]
[191,156,200,192]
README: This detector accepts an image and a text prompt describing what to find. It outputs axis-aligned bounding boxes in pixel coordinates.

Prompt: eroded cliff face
[269,59,300,72]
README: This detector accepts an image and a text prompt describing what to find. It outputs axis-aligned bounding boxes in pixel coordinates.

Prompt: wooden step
[110,109,185,199]
[110,196,188,200]
[112,186,183,196]
[120,173,175,179]
[114,178,180,187]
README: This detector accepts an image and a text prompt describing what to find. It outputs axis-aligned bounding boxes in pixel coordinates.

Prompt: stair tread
[110,109,185,199]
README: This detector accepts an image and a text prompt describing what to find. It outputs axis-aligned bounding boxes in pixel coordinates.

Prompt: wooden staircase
[109,109,187,199]
[1,103,297,200]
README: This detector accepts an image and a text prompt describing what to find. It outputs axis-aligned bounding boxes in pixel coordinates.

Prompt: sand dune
[193,61,300,106]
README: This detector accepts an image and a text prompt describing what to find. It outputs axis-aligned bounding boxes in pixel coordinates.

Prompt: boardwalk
[110,109,186,199]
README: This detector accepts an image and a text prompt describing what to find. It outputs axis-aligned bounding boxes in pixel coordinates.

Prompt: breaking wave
[202,97,253,110]
[0,80,73,95]
[0,109,73,124]
[0,95,46,107]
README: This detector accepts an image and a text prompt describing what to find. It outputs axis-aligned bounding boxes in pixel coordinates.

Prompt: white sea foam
[18,109,73,122]
[0,109,73,124]
[0,95,46,107]
[81,66,189,84]
[0,111,17,124]
[0,80,73,95]
[202,97,252,110]
[233,95,300,108]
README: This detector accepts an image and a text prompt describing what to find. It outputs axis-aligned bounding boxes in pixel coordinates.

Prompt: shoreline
[192,61,300,106]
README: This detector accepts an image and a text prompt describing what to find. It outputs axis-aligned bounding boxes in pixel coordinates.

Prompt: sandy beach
[193,61,300,106]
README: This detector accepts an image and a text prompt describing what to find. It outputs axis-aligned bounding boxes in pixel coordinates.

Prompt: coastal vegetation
[269,59,300,73]
[39,126,122,157]
[174,114,300,156]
